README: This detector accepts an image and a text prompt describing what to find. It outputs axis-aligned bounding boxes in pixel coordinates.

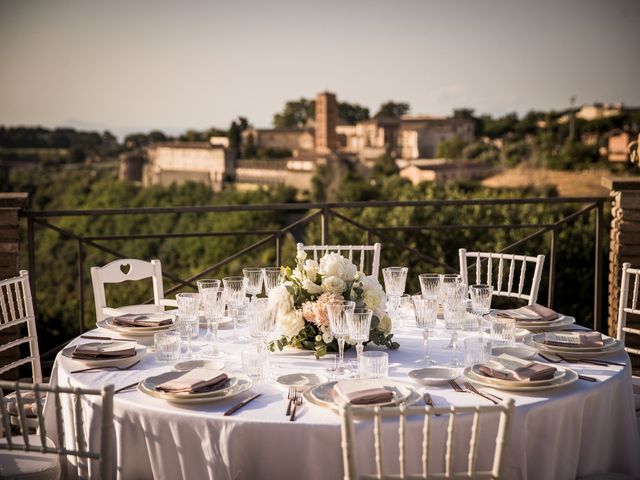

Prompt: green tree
[435,135,467,159]
[241,132,257,158]
[273,98,315,128]
[374,101,410,119]
[338,102,370,124]
[371,153,399,182]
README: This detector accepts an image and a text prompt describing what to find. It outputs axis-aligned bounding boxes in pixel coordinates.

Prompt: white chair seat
[0,435,60,480]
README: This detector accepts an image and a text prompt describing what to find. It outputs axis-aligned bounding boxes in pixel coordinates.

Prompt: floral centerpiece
[268,250,400,357]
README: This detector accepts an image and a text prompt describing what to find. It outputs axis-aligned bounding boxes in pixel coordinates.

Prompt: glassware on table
[200,286,226,359]
[442,283,467,367]
[223,276,248,341]
[196,279,221,292]
[262,267,282,294]
[418,273,441,298]
[469,284,493,315]
[154,331,181,362]
[464,336,492,368]
[382,267,408,329]
[248,298,277,351]
[326,300,356,377]
[241,348,270,383]
[346,308,373,376]
[360,351,389,379]
[412,294,438,365]
[243,268,264,302]
[176,293,200,358]
[490,316,516,346]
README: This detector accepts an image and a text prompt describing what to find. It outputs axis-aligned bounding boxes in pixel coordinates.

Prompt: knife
[224,393,262,416]
[578,374,597,382]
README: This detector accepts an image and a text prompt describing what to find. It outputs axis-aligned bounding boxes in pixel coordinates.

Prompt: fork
[290,391,303,422]
[463,381,502,405]
[70,360,140,374]
[448,379,465,392]
[286,387,298,416]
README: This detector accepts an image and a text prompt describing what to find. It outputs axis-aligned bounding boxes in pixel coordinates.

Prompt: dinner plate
[490,344,537,360]
[464,366,578,391]
[408,367,459,386]
[138,372,252,404]
[174,360,225,372]
[514,315,575,331]
[526,333,621,353]
[98,314,177,337]
[276,373,329,389]
[61,343,145,368]
[165,310,233,328]
[469,363,567,387]
[304,380,419,414]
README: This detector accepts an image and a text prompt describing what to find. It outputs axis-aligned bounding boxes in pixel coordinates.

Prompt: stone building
[315,91,338,154]
[398,116,475,159]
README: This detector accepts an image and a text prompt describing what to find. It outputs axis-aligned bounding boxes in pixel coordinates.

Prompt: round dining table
[46,318,640,480]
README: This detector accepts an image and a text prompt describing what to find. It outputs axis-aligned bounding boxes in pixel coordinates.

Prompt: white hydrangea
[268,285,294,317]
[319,253,358,281]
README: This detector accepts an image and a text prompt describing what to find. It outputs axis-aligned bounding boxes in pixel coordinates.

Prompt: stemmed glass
[412,295,438,364]
[382,267,408,329]
[326,300,356,377]
[442,283,467,367]
[418,274,441,298]
[248,298,277,353]
[262,267,282,294]
[243,268,264,303]
[223,276,248,341]
[176,292,200,360]
[199,286,226,359]
[346,308,373,377]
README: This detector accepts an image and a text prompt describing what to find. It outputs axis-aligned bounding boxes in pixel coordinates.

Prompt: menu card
[542,331,604,348]
[497,304,560,322]
[112,313,173,327]
[334,380,394,405]
[478,354,557,382]
[155,368,229,394]
[72,341,136,359]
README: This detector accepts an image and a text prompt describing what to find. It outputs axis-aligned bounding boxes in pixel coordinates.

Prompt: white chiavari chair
[0,271,43,431]
[0,381,115,480]
[296,243,382,278]
[459,249,545,305]
[616,262,640,414]
[90,258,178,323]
[340,399,515,479]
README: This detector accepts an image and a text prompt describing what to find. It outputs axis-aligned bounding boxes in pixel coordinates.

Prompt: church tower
[315,91,338,154]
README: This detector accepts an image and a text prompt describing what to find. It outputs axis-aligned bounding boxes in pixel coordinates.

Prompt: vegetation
[374,101,410,119]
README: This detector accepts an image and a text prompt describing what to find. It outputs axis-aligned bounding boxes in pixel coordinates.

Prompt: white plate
[526,333,622,353]
[138,372,252,404]
[491,344,537,360]
[276,373,329,389]
[408,367,460,386]
[62,343,145,368]
[199,316,233,327]
[469,363,567,387]
[174,360,225,372]
[485,327,529,341]
[305,380,419,413]
[515,316,575,331]
[464,366,579,391]
[98,316,176,337]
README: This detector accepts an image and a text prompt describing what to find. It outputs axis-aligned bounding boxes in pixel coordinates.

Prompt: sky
[1,0,639,138]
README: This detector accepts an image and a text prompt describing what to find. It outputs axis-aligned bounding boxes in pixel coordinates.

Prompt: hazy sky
[1,0,639,137]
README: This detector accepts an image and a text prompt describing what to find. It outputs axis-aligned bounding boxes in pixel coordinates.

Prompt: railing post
[276,233,282,268]
[547,228,557,308]
[594,201,603,333]
[77,240,85,334]
[321,206,330,245]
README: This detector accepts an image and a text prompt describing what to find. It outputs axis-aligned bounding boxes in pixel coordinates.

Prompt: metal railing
[22,196,608,362]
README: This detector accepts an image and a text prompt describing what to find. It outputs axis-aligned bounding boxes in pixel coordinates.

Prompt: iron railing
[22,196,608,362]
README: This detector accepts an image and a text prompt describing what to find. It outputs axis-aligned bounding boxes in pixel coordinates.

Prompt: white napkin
[155,368,229,394]
[73,341,136,359]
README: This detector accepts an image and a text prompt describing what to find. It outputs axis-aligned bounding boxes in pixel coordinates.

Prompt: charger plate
[138,372,252,404]
[527,333,619,353]
[62,343,145,368]
[99,313,177,336]
[464,366,578,391]
[523,334,624,358]
[469,363,567,387]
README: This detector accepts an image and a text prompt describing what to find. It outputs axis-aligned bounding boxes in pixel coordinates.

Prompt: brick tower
[315,91,338,154]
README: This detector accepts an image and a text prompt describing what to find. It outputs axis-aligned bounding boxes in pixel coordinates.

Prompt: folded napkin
[72,341,136,359]
[112,313,173,327]
[478,353,556,382]
[334,380,394,405]
[542,331,604,348]
[497,304,560,322]
[155,368,229,394]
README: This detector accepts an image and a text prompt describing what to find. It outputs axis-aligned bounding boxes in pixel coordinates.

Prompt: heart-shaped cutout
[120,263,131,275]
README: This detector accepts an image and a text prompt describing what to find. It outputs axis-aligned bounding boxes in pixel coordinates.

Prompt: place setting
[97,311,177,337]
[61,340,146,373]
[523,330,624,358]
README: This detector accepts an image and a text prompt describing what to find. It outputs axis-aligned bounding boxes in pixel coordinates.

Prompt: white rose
[341,260,357,281]
[302,278,323,295]
[321,275,347,294]
[363,290,382,310]
[296,249,307,263]
[268,285,294,317]
[319,254,345,278]
[280,310,305,338]
[303,259,319,280]
[322,330,333,343]
[377,314,392,335]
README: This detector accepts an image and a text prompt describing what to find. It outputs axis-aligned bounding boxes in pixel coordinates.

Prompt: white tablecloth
[47,322,640,480]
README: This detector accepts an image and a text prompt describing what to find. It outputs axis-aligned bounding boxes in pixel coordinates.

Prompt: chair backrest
[297,243,382,278]
[0,380,115,480]
[459,249,545,305]
[91,259,166,322]
[0,271,42,384]
[340,400,515,480]
[617,262,640,357]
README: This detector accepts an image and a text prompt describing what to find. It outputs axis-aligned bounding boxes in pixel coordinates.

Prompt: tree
[241,132,257,158]
[273,98,315,128]
[228,121,241,151]
[436,135,467,159]
[374,101,410,119]
[371,153,399,181]
[338,102,369,125]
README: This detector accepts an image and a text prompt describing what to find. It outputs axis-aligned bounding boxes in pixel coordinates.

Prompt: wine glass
[382,267,408,329]
[176,292,199,360]
[243,268,264,302]
[418,273,441,297]
[223,276,248,341]
[199,286,226,359]
[412,294,438,364]
[326,300,356,377]
[442,283,467,367]
[262,267,282,294]
[248,298,277,353]
[346,308,373,377]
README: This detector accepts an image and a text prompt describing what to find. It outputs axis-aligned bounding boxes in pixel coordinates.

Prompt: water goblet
[346,308,373,376]
[412,294,438,365]
[326,300,356,377]
[243,268,264,302]
[223,276,248,341]
[262,267,282,294]
[248,298,278,352]
[442,283,467,367]
[418,273,441,298]
[176,292,199,359]
[200,286,226,359]
[382,267,408,328]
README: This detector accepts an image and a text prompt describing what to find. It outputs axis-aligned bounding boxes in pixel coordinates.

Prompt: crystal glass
[382,267,408,328]
[418,274,441,297]
[154,331,181,362]
[262,267,282,294]
[223,276,248,341]
[196,279,221,292]
[470,284,493,315]
[200,287,226,359]
[491,316,516,346]
[464,336,492,368]
[412,294,438,364]
[176,292,200,347]
[243,268,264,302]
[248,298,277,352]
[241,348,270,383]
[346,308,373,376]
[360,351,389,379]
[442,283,467,367]
[326,300,356,376]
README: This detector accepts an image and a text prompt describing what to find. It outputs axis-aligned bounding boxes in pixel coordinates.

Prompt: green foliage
[371,153,399,181]
[504,140,532,167]
[338,103,370,125]
[273,98,315,128]
[435,135,467,159]
[374,101,410,119]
